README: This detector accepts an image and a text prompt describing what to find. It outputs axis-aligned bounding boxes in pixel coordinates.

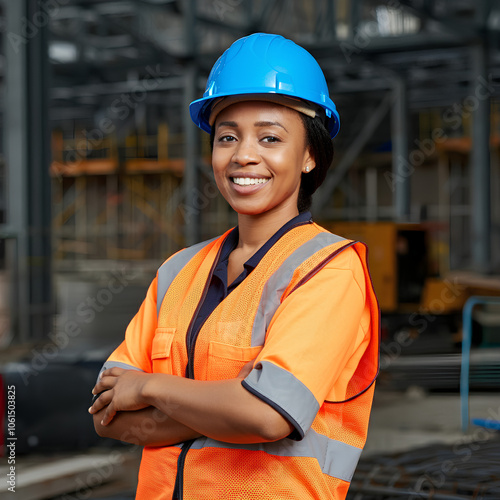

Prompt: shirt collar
[243,210,313,271]
[213,211,312,292]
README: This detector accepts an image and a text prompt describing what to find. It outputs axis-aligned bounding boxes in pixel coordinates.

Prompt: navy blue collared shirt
[191,211,313,341]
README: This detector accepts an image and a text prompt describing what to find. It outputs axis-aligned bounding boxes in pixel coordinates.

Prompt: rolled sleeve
[242,246,370,438]
[242,361,318,439]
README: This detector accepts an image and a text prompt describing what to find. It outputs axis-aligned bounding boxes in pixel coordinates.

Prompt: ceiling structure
[45,0,500,107]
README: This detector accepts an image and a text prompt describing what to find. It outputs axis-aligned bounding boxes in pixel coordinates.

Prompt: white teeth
[232,177,269,186]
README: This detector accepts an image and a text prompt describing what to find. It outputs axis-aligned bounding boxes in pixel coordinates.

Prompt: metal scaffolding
[0,0,499,342]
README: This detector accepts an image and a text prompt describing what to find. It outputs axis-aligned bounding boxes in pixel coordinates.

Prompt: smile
[231,177,270,186]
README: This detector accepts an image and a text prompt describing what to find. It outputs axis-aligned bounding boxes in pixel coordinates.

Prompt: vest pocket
[207,342,262,381]
[151,327,175,374]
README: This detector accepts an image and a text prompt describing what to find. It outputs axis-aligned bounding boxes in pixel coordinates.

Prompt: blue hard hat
[189,33,340,139]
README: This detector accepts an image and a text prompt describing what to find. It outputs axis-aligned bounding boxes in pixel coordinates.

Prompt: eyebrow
[216,120,288,133]
[216,121,238,129]
[254,120,288,132]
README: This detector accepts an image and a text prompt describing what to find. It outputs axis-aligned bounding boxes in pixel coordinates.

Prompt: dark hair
[297,114,334,212]
[209,112,334,212]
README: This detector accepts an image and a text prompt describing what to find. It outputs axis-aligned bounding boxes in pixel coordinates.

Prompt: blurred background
[0,0,500,498]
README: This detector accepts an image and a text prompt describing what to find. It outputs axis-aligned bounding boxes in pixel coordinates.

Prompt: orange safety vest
[105,222,380,499]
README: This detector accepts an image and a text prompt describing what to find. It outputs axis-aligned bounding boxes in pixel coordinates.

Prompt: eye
[261,136,281,143]
[218,135,237,143]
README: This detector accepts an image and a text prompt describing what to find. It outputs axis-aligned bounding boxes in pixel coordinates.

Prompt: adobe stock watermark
[17,266,137,386]
[408,405,500,499]
[340,0,406,63]
[385,73,495,192]
[212,0,244,21]
[7,0,69,54]
[51,64,171,175]
[59,451,125,500]
[381,276,466,369]
[72,407,178,498]
[118,407,173,451]
[178,182,220,225]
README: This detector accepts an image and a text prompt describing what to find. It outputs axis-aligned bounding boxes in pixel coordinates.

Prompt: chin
[230,202,271,216]
[233,207,266,216]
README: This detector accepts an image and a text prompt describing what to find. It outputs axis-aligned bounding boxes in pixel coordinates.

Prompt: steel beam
[391,77,411,221]
[4,0,53,342]
[313,92,393,213]
[27,0,53,341]
[182,0,200,246]
[470,42,491,272]
[4,1,27,340]
[51,76,184,99]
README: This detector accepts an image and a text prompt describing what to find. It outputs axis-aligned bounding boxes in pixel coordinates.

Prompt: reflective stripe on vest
[156,236,218,316]
[190,428,362,483]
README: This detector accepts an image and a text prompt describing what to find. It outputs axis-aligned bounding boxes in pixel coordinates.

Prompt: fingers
[91,367,128,395]
[89,367,143,426]
[88,390,117,425]
[89,388,112,414]
[100,403,117,426]
[99,367,126,380]
[92,373,118,396]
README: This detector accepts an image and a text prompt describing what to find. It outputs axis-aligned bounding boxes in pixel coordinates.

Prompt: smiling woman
[89,33,380,500]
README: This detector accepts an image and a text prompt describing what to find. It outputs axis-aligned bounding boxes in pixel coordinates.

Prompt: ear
[302,146,316,174]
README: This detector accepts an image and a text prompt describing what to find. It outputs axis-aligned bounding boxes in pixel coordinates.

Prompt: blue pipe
[460,296,500,432]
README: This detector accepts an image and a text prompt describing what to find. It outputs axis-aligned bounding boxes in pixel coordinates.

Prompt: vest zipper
[172,438,195,499]
[185,242,224,379]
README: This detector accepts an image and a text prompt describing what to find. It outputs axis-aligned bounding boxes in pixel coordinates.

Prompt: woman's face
[212,101,314,218]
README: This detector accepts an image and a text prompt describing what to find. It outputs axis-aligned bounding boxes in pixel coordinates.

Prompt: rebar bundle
[347,435,500,499]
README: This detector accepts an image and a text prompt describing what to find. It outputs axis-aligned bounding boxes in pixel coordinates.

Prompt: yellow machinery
[320,221,497,314]
[322,220,500,348]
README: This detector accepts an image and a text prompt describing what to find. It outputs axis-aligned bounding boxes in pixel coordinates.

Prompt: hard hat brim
[190,92,340,139]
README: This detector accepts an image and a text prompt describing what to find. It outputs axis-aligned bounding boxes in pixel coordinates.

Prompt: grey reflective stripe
[156,237,218,316]
[96,361,143,383]
[242,360,319,438]
[190,428,362,482]
[251,232,346,346]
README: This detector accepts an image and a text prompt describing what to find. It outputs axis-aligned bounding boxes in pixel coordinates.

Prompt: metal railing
[460,295,500,432]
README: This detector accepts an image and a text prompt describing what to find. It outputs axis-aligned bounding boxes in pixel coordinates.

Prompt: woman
[89,33,379,499]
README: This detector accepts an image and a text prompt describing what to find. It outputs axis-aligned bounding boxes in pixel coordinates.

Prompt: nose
[231,138,260,166]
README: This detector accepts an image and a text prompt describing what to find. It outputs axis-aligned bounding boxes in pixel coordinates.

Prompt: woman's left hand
[89,367,150,425]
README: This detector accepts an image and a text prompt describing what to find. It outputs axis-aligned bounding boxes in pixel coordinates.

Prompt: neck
[236,204,300,253]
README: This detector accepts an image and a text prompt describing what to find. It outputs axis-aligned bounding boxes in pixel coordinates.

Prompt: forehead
[215,100,305,129]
